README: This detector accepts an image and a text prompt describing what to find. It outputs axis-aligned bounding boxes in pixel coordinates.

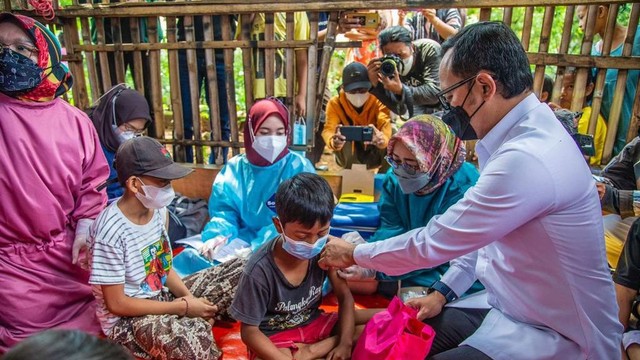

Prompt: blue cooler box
[330,202,380,240]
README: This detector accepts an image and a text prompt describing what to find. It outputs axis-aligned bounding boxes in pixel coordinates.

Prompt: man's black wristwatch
[427,280,458,303]
[631,294,640,320]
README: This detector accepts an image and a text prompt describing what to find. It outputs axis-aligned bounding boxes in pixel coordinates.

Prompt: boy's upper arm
[327,268,351,298]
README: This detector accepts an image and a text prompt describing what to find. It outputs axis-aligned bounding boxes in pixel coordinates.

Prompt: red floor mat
[213,293,390,360]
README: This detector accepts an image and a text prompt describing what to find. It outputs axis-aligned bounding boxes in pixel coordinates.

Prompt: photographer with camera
[322,62,392,171]
[368,26,441,118]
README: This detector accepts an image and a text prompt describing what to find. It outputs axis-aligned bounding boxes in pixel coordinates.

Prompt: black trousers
[425,307,493,360]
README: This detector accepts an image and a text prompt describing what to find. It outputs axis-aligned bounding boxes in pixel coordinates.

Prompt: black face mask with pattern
[0,49,43,95]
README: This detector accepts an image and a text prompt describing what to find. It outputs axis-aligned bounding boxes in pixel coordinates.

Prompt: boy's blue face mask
[282,232,329,260]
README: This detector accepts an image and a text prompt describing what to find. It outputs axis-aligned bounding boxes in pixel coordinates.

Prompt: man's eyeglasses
[436,74,477,111]
[0,42,39,60]
[385,155,421,175]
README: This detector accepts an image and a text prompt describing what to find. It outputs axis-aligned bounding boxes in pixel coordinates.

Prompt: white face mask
[135,179,175,209]
[112,123,137,144]
[400,55,414,76]
[345,92,370,108]
[252,135,288,163]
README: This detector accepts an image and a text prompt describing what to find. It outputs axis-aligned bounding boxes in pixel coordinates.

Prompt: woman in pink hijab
[0,13,108,351]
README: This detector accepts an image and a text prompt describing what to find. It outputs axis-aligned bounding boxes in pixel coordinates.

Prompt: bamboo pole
[203,15,223,164]
[601,4,639,161]
[129,17,145,95]
[521,7,535,51]
[314,11,338,123]
[588,3,618,139]
[57,0,632,18]
[479,8,491,21]
[502,7,513,26]
[146,17,165,142]
[158,139,244,147]
[611,4,639,145]
[550,5,574,105]
[79,17,100,103]
[306,11,319,148]
[184,15,203,164]
[532,6,555,99]
[240,15,255,111]
[166,16,185,162]
[95,18,112,93]
[112,18,126,84]
[62,18,89,109]
[285,12,295,118]
[74,39,371,51]
[526,53,639,69]
[628,75,640,143]
[570,5,598,116]
[264,13,276,98]
[624,4,640,144]
[221,16,240,155]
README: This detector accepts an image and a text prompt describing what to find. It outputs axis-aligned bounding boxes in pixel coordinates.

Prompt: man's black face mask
[442,106,479,140]
[438,75,485,140]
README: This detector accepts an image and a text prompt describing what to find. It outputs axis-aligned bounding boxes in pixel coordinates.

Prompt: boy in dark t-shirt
[230,173,378,359]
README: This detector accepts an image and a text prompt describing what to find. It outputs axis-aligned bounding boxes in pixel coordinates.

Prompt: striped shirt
[403,9,462,44]
[88,201,171,335]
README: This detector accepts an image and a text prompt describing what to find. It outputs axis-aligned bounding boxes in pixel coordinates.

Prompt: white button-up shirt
[355,94,622,359]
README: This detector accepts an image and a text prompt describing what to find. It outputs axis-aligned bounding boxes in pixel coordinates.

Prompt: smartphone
[345,12,381,29]
[340,126,374,142]
[573,133,595,157]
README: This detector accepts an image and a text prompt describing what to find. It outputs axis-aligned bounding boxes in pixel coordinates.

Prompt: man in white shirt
[319,21,622,360]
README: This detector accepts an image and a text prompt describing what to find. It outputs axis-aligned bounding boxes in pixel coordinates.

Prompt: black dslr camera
[379,54,403,78]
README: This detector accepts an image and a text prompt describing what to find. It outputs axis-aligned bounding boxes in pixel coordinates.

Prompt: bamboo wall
[2,0,639,165]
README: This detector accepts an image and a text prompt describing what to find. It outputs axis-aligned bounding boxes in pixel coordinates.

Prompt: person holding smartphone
[322,62,392,171]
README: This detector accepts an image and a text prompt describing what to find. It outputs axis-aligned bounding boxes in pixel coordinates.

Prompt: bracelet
[180,298,189,317]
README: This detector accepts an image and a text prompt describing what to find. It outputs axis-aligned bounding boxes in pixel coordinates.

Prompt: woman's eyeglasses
[0,42,39,60]
[385,155,421,175]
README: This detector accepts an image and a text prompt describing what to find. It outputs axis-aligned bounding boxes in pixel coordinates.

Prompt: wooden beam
[73,39,353,51]
[56,0,631,18]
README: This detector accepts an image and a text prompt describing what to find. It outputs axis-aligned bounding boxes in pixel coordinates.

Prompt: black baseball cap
[342,62,372,92]
[114,136,192,184]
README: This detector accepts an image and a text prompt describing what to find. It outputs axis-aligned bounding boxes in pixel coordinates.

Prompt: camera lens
[380,59,396,77]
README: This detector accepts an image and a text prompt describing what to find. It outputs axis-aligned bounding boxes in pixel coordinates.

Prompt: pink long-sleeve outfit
[0,92,109,351]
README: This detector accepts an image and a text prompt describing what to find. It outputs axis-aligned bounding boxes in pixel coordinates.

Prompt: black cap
[342,62,371,92]
[114,136,192,184]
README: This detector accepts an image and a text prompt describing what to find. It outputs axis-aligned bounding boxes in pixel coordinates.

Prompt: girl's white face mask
[135,178,175,209]
[345,92,370,108]
[112,123,137,144]
[252,135,288,163]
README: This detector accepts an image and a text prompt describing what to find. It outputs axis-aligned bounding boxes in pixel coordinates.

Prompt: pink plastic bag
[353,296,436,360]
